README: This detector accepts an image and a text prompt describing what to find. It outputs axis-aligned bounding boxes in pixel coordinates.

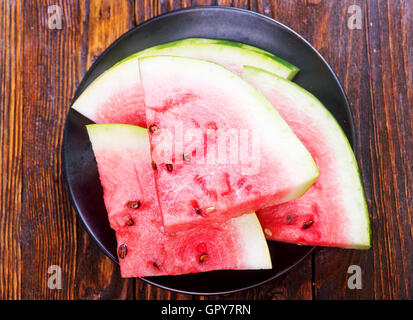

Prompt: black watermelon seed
[127,200,141,209]
[166,163,173,172]
[193,207,202,215]
[302,220,314,229]
[152,161,157,171]
[118,244,127,259]
[153,262,160,269]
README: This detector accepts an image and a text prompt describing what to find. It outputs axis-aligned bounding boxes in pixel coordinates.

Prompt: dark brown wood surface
[0,0,411,300]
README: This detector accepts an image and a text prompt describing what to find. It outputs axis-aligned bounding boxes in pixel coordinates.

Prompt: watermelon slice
[86,124,272,277]
[139,56,319,233]
[242,66,370,249]
[72,38,298,126]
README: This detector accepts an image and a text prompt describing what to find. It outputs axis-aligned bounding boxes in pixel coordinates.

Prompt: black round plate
[63,6,355,295]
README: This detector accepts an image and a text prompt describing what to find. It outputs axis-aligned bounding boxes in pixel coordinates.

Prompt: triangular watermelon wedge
[72,38,298,126]
[87,124,272,277]
[242,66,371,249]
[139,56,319,233]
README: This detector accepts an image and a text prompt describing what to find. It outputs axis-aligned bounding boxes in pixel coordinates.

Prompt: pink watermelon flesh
[139,56,318,233]
[243,66,370,249]
[87,124,272,277]
[91,85,145,126]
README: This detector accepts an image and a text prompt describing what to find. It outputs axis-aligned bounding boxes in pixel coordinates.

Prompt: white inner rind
[231,213,272,269]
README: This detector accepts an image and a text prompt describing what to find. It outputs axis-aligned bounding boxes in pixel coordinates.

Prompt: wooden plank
[70,0,135,300]
[20,0,78,300]
[359,0,412,299]
[190,0,218,7]
[0,0,23,300]
[83,0,135,68]
[19,0,134,299]
[312,0,413,299]
[220,0,250,9]
[135,0,160,22]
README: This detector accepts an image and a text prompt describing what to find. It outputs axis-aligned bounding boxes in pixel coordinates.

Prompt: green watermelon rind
[72,38,299,123]
[116,38,299,80]
[86,123,148,149]
[243,66,371,249]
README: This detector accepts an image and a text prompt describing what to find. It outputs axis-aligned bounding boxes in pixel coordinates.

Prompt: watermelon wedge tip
[72,57,145,126]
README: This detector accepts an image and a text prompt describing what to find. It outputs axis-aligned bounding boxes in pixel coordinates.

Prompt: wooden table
[0,0,412,300]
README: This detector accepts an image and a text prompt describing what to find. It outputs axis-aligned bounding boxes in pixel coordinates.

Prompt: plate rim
[62,5,355,296]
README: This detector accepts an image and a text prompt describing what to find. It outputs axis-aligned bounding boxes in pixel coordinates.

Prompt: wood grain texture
[0,0,23,300]
[283,0,378,300]
[18,0,135,299]
[20,0,87,300]
[0,0,411,300]
[73,0,135,300]
[359,0,412,299]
